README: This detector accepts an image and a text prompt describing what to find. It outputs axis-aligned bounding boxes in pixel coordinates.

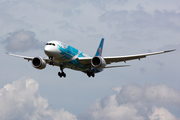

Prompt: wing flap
[105,65,130,68]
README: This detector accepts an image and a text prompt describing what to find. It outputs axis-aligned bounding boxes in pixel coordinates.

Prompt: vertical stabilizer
[95,38,104,56]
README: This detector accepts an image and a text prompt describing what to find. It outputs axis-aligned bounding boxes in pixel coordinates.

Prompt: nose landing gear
[49,56,54,65]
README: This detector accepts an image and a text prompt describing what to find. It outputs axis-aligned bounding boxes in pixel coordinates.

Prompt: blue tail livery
[95,38,104,56]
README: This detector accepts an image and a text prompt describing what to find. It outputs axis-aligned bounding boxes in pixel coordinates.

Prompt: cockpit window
[46,43,55,46]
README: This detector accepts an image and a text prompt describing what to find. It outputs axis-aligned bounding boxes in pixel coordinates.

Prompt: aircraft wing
[103,49,175,64]
[77,49,175,65]
[6,52,51,63]
[7,52,34,61]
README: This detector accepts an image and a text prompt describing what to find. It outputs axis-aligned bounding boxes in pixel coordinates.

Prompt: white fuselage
[44,40,102,73]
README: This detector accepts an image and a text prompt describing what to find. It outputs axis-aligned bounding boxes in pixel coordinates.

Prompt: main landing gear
[58,72,66,78]
[87,71,95,77]
[58,65,66,78]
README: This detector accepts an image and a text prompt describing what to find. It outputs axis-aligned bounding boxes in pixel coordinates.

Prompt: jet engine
[91,56,106,68]
[32,57,46,69]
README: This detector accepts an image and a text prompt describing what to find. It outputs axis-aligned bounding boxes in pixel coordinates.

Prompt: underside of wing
[104,49,175,64]
[77,57,92,65]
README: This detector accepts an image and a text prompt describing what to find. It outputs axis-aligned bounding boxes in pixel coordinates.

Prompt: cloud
[1,78,179,120]
[2,30,45,52]
[78,83,180,120]
[0,77,77,120]
[150,107,178,120]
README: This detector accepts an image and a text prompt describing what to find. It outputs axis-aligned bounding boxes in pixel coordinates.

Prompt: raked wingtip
[164,49,176,53]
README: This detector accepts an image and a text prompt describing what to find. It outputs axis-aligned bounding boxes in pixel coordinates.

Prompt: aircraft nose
[44,46,51,56]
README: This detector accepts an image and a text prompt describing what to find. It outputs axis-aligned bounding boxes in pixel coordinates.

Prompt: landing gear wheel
[92,72,95,77]
[87,71,95,77]
[58,72,62,77]
[62,72,66,77]
[87,72,91,77]
[58,72,66,78]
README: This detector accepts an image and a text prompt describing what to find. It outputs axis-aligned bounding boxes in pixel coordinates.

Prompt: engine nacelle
[91,56,106,68]
[32,57,46,70]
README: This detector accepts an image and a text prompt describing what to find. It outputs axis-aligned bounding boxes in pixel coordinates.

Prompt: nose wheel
[49,56,54,65]
[58,65,66,78]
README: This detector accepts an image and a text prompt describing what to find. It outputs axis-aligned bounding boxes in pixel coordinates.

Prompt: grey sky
[0,0,180,119]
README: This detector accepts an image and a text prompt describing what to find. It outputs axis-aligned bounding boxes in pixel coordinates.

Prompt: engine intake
[32,57,46,69]
[91,56,106,68]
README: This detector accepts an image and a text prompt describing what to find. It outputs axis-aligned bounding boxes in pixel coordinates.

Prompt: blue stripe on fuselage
[58,44,77,60]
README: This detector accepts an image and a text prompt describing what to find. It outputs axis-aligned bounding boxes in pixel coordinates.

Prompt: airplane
[7,38,175,78]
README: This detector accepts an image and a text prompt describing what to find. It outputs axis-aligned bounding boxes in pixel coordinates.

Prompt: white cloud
[0,77,77,120]
[79,84,180,120]
[145,84,180,105]
[1,78,179,120]
[149,107,178,120]
[2,30,45,52]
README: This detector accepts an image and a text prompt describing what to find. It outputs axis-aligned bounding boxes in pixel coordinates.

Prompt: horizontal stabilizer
[105,65,130,68]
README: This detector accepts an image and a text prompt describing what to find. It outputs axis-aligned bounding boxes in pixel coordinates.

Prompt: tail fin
[95,38,104,56]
